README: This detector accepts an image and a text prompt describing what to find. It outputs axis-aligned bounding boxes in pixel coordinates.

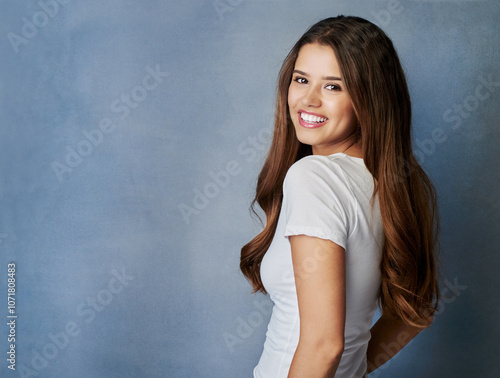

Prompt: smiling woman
[288,43,360,157]
[240,16,440,378]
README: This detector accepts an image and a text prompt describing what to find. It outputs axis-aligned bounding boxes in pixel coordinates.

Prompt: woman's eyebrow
[293,69,342,81]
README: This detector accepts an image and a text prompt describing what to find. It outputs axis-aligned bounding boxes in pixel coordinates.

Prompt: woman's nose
[301,86,321,107]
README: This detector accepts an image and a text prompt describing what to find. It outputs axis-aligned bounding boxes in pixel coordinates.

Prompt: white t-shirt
[253,153,384,378]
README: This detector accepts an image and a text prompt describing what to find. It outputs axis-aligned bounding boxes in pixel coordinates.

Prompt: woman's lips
[298,111,328,129]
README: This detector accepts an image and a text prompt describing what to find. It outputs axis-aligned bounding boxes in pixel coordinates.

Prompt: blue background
[0,0,499,377]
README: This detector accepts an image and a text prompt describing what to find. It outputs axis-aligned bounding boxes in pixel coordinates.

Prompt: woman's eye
[294,77,307,84]
[326,84,341,91]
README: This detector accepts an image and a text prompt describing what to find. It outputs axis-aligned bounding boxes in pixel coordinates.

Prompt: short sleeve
[283,156,352,249]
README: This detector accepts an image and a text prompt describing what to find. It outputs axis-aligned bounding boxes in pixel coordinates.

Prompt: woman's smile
[298,110,329,128]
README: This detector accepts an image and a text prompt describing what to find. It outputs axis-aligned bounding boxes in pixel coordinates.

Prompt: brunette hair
[240,16,439,327]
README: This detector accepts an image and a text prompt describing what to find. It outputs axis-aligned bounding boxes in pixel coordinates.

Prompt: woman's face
[288,42,358,156]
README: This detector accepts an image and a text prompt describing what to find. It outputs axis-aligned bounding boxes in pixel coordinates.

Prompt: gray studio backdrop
[0,1,498,377]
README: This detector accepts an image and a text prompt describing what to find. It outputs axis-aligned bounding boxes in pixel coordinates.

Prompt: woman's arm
[366,314,428,374]
[288,235,346,378]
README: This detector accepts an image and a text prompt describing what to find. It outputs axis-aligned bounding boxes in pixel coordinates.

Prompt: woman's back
[254,153,384,378]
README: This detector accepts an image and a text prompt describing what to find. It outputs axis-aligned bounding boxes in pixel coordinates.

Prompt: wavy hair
[240,16,440,327]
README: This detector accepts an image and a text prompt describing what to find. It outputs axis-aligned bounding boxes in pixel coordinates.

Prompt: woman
[240,16,440,377]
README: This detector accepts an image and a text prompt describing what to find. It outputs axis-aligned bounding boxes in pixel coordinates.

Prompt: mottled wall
[0,0,498,377]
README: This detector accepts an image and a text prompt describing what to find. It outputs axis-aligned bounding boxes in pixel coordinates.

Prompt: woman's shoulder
[284,153,374,202]
[286,153,366,182]
[284,154,349,193]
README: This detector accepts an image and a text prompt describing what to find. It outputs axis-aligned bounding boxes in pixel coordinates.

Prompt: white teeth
[300,113,327,123]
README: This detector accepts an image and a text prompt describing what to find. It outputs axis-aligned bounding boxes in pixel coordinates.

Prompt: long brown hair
[240,16,439,328]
